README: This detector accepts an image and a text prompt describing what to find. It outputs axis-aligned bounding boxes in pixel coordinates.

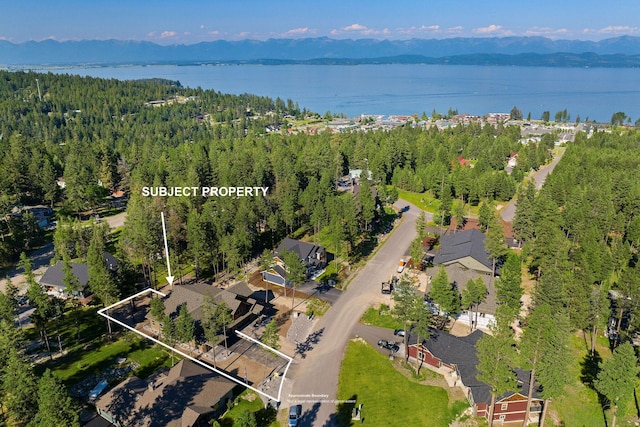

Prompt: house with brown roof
[95,359,235,427]
[148,282,265,349]
[407,329,542,425]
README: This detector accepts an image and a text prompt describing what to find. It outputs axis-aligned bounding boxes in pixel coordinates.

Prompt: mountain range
[2,36,640,67]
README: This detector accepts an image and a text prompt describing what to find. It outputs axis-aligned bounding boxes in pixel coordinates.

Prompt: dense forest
[0,70,550,274]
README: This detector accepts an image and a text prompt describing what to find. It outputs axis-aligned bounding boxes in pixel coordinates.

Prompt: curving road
[500,147,565,223]
[286,200,428,426]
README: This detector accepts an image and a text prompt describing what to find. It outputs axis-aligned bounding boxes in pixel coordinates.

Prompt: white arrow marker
[160,212,175,286]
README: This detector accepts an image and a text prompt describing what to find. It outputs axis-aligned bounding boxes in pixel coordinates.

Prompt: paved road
[286,200,429,426]
[500,147,565,222]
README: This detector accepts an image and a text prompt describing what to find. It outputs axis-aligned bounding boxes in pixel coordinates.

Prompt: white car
[397,259,406,273]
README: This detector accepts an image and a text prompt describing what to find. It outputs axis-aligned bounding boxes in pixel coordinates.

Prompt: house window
[418,352,425,360]
[499,414,506,421]
[500,403,508,411]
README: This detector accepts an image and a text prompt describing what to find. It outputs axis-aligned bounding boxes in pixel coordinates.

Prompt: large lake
[29,64,640,122]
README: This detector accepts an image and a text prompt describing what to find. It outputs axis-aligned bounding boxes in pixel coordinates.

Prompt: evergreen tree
[2,349,38,423]
[29,369,80,427]
[281,248,306,311]
[428,267,460,320]
[234,409,257,427]
[176,303,196,355]
[392,278,421,357]
[495,252,523,314]
[485,210,508,277]
[476,306,517,426]
[594,342,638,427]
[519,303,565,427]
[261,319,281,351]
[478,201,492,232]
[161,314,179,365]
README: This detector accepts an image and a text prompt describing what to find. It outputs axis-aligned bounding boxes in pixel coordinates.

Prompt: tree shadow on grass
[335,394,358,427]
[580,350,609,427]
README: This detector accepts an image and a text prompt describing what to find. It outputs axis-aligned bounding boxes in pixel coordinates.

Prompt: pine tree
[495,252,523,314]
[594,342,638,427]
[519,303,567,427]
[429,267,460,320]
[476,306,517,426]
[485,210,508,277]
[176,303,196,355]
[282,249,306,311]
[29,369,80,427]
[261,319,281,351]
[392,278,421,357]
[3,349,38,423]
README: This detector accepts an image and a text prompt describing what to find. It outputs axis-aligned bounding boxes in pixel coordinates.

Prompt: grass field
[551,333,612,426]
[217,390,280,427]
[337,340,466,426]
[360,304,403,330]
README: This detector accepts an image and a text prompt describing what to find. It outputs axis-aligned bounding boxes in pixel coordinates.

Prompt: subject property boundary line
[97,288,292,402]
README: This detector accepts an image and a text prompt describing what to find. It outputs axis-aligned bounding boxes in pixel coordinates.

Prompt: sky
[2,0,640,44]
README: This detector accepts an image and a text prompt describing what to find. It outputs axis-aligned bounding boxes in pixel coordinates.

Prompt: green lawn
[217,390,279,427]
[360,304,403,330]
[337,340,466,426]
[40,332,173,384]
[397,189,439,213]
[551,333,611,426]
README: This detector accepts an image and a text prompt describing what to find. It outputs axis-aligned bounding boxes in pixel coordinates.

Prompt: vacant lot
[337,340,467,427]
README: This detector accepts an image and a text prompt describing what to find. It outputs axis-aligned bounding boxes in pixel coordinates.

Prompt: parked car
[394,329,405,337]
[377,340,399,352]
[397,259,405,273]
[288,404,302,427]
[381,282,392,294]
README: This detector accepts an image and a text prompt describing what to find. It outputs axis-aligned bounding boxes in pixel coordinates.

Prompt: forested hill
[2,35,640,67]
[0,70,549,271]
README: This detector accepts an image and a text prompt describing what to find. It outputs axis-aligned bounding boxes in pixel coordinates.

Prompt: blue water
[33,64,640,122]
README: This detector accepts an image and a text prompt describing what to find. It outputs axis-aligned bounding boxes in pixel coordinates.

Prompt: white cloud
[473,24,513,36]
[331,23,390,37]
[397,25,441,36]
[160,31,177,39]
[282,27,316,37]
[200,25,205,30]
[524,27,569,38]
[208,30,220,36]
[583,25,640,35]
[445,26,464,34]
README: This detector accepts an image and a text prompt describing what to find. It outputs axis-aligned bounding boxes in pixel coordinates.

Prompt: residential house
[262,238,327,287]
[433,229,493,274]
[95,359,235,427]
[148,282,264,350]
[39,252,118,299]
[407,329,542,425]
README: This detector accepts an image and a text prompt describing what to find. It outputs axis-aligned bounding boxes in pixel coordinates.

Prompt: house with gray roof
[407,329,542,424]
[433,229,492,274]
[39,252,118,299]
[262,238,327,286]
[95,359,235,427]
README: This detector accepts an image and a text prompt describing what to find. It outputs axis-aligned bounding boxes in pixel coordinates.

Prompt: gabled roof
[276,237,325,266]
[96,359,235,427]
[39,252,119,290]
[162,282,261,322]
[410,329,540,405]
[40,262,89,290]
[433,229,492,272]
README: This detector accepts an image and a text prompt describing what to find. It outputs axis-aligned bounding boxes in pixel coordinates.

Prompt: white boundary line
[97,288,292,402]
